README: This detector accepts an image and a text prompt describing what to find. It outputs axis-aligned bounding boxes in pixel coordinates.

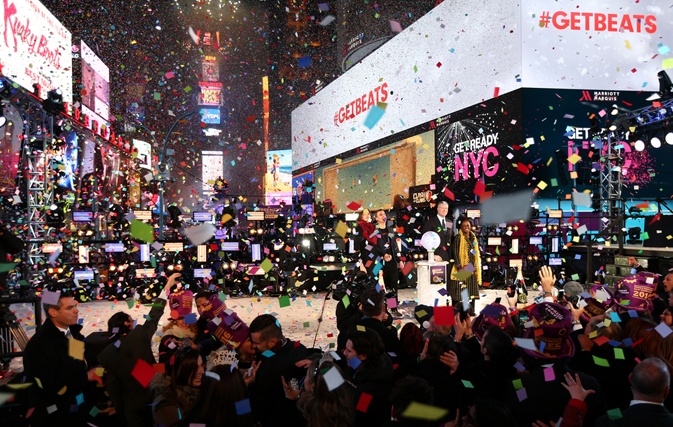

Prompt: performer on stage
[421,201,453,262]
[356,209,377,277]
[374,209,402,317]
[450,217,482,303]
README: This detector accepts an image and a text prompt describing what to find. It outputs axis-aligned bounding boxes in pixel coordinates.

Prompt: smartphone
[519,310,529,325]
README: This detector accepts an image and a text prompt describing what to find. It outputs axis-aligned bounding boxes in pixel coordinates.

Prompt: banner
[265,150,292,205]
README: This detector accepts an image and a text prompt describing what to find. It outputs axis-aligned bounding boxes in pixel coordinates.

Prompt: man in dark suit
[98,273,177,427]
[422,201,453,262]
[596,357,673,427]
[249,314,310,427]
[23,291,98,426]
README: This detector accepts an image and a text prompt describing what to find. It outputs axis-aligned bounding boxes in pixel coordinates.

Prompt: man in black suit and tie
[422,201,453,262]
[596,357,673,427]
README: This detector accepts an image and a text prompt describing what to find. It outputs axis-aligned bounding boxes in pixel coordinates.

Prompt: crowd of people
[8,252,673,427]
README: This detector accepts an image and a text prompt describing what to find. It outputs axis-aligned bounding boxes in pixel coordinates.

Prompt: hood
[149,374,200,409]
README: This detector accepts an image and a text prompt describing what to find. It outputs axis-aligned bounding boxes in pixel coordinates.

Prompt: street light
[131,110,196,239]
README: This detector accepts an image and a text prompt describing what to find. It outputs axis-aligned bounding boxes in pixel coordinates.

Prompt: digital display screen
[345,213,359,221]
[73,211,93,222]
[487,237,502,246]
[135,268,156,278]
[247,211,265,221]
[252,244,261,262]
[164,243,183,252]
[530,236,543,245]
[194,269,212,278]
[193,212,213,222]
[323,243,338,251]
[133,210,152,221]
[549,257,563,266]
[415,239,422,247]
[105,243,125,253]
[551,237,560,253]
[222,242,240,251]
[140,244,150,262]
[74,270,94,281]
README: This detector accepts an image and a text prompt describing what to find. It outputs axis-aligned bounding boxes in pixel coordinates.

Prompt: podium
[416,261,449,306]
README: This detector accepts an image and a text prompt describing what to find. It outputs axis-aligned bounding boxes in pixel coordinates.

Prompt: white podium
[416,261,449,307]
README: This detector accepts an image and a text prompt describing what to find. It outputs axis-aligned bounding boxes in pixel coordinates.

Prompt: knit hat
[613,271,658,312]
[522,302,575,360]
[169,290,193,320]
[472,303,512,340]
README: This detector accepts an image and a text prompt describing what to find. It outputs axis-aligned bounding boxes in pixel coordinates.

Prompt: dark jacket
[249,339,310,427]
[595,403,673,427]
[98,298,166,427]
[348,353,395,427]
[422,215,453,262]
[23,317,89,426]
[194,315,223,358]
[357,317,402,357]
[149,373,199,427]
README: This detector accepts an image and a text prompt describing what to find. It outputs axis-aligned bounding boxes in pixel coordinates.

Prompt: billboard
[203,61,219,82]
[200,108,221,124]
[81,41,110,121]
[54,130,79,191]
[199,82,223,106]
[435,90,525,200]
[292,0,522,171]
[202,151,223,195]
[313,129,435,212]
[521,0,673,91]
[0,0,73,103]
[265,150,292,205]
[292,171,314,206]
[0,104,23,191]
[133,139,152,170]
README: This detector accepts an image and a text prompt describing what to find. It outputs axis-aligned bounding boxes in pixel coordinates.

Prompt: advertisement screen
[202,151,223,195]
[292,171,314,205]
[292,0,522,171]
[99,143,121,202]
[266,150,292,205]
[0,0,73,103]
[314,129,435,212]
[520,88,670,200]
[203,62,219,82]
[435,90,524,200]
[55,130,79,191]
[133,139,152,170]
[0,104,23,191]
[200,108,221,124]
[81,41,110,121]
[521,0,673,91]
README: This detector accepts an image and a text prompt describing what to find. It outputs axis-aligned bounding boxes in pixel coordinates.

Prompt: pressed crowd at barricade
[10,253,673,427]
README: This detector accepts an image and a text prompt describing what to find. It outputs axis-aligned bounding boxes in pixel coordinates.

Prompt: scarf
[358,220,378,245]
[457,230,482,284]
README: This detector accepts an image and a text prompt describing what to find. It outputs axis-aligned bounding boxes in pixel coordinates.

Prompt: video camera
[331,271,379,305]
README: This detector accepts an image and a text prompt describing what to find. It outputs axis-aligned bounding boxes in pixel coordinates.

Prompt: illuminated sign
[164,242,184,252]
[203,62,219,82]
[200,108,221,124]
[200,88,222,106]
[0,0,73,103]
[133,139,152,170]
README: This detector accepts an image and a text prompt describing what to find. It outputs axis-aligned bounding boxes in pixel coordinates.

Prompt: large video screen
[0,104,23,192]
[292,171,314,206]
[202,151,223,195]
[435,90,524,200]
[81,41,110,123]
[55,130,79,191]
[266,150,292,205]
[0,0,73,103]
[291,0,522,171]
[314,129,435,212]
[521,88,669,200]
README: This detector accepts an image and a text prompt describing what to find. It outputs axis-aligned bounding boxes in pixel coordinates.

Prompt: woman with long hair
[374,209,402,315]
[179,364,254,427]
[450,217,482,302]
[288,357,356,427]
[150,347,204,427]
[356,209,377,277]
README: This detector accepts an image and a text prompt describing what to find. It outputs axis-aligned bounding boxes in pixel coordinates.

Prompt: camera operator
[335,272,393,351]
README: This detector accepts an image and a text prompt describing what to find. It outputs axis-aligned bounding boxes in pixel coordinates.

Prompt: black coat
[249,339,310,427]
[422,216,453,262]
[194,315,223,357]
[98,298,166,427]
[348,354,395,427]
[357,317,402,357]
[0,224,24,289]
[595,403,673,427]
[23,318,90,426]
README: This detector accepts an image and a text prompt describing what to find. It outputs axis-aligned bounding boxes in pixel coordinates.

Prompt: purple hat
[580,285,615,322]
[613,271,658,312]
[206,311,250,351]
[522,302,575,360]
[202,294,226,321]
[472,303,513,340]
[169,290,194,320]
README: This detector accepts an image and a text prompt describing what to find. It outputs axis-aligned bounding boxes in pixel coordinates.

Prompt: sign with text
[0,0,73,103]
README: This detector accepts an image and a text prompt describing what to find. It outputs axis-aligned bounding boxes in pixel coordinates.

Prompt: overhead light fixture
[666,132,673,145]
[608,124,617,131]
[651,136,662,148]
[635,139,645,151]
[610,105,619,116]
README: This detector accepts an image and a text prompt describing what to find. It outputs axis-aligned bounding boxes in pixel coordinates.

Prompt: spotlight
[635,139,645,151]
[167,265,174,270]
[302,239,310,247]
[257,228,263,234]
[110,265,117,271]
[608,124,617,131]
[222,263,229,270]
[667,132,673,145]
[651,137,662,148]
[229,262,237,269]
[250,229,257,235]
